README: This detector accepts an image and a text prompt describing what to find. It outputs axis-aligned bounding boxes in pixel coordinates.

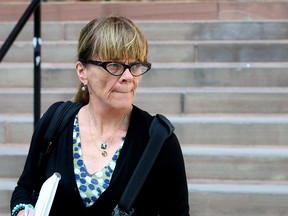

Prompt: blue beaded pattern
[73,115,124,207]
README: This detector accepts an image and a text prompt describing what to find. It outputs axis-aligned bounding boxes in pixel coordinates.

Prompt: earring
[81,85,87,91]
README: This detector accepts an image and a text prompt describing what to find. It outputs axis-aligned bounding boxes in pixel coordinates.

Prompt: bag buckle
[112,205,134,216]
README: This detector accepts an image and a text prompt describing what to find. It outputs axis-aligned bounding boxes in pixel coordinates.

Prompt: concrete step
[171,114,288,145]
[1,143,288,182]
[182,87,288,114]
[0,144,28,179]
[1,87,288,115]
[183,145,288,181]
[1,178,288,216]
[2,114,288,145]
[2,63,288,88]
[1,1,288,22]
[0,178,17,216]
[2,21,288,42]
[189,182,288,216]
[0,88,76,114]
[2,40,288,63]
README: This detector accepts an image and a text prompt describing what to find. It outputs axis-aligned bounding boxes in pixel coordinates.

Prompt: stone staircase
[1,1,288,216]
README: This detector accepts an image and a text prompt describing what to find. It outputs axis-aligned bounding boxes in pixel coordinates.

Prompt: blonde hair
[74,16,148,104]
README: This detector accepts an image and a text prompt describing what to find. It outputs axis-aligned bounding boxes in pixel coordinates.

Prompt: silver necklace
[87,105,130,157]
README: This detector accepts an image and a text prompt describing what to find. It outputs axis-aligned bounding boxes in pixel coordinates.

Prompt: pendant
[101,142,107,149]
[102,151,108,157]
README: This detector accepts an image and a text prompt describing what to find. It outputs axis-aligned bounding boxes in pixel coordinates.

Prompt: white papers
[34,172,61,216]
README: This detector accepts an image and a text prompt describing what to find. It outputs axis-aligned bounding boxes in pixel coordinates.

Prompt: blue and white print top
[73,115,124,207]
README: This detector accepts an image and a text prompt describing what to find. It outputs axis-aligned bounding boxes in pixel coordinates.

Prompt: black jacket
[11,102,190,215]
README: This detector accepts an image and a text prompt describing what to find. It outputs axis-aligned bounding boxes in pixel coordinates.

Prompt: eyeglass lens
[106,63,149,76]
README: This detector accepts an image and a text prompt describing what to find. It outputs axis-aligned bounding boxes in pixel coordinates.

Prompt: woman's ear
[75,61,88,85]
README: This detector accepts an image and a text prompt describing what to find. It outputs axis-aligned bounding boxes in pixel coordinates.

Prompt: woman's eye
[110,63,120,68]
[134,63,141,68]
[107,63,122,71]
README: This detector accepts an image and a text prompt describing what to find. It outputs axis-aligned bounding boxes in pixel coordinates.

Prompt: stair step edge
[188,183,288,194]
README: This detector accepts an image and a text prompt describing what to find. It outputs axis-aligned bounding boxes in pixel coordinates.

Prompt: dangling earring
[81,85,87,91]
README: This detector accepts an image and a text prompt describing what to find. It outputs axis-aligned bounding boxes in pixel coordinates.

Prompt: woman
[10,16,190,216]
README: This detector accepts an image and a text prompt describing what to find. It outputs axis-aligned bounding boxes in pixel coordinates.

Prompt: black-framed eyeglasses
[84,60,151,77]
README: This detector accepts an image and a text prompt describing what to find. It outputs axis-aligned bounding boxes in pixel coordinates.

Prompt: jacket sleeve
[10,102,64,211]
[158,134,190,216]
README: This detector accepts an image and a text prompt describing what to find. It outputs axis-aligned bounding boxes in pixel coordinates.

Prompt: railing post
[33,1,41,128]
[0,0,40,62]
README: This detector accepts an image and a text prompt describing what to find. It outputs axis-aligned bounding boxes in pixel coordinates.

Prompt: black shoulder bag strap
[33,101,82,199]
[42,101,82,155]
[37,101,82,167]
[112,114,175,216]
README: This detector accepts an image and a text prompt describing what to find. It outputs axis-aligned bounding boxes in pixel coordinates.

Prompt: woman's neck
[86,103,132,137]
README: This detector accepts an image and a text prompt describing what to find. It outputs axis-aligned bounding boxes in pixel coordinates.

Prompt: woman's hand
[17,208,35,216]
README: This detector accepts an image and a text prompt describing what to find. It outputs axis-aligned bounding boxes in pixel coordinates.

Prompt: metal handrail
[0,0,42,128]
